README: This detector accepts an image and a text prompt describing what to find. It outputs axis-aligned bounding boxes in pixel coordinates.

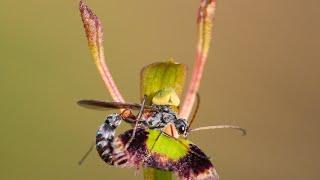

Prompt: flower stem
[179,0,216,119]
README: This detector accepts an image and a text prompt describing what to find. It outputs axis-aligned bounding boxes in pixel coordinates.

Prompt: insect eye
[174,119,187,135]
[179,125,185,132]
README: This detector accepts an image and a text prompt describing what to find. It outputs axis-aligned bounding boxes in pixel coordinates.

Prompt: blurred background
[1,0,319,179]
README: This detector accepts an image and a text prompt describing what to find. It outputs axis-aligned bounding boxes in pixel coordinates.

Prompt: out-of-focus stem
[179,0,216,119]
[79,1,125,103]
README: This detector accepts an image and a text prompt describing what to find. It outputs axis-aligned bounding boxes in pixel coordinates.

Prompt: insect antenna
[190,125,246,136]
[78,141,96,165]
[125,95,147,149]
[185,93,246,136]
[186,93,201,132]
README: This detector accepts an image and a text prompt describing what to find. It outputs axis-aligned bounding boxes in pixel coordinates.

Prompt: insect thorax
[144,105,187,134]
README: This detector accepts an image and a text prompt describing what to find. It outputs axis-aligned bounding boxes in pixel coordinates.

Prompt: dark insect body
[79,100,219,179]
[78,100,188,133]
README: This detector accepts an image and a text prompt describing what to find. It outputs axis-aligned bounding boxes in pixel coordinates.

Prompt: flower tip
[79,0,102,37]
[79,0,99,22]
[79,0,86,12]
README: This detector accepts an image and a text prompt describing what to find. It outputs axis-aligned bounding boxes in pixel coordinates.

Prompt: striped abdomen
[95,113,122,165]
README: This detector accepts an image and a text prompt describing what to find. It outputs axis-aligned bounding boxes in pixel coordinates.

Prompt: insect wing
[77,100,147,111]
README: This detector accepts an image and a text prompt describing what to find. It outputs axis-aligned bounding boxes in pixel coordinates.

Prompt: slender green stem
[143,168,172,180]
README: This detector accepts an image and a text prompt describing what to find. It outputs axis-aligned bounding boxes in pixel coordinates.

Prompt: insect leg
[141,130,164,164]
[78,141,95,165]
[149,130,163,153]
[125,96,147,149]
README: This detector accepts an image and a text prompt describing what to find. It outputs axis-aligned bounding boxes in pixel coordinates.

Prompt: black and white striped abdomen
[95,113,121,165]
[95,113,136,167]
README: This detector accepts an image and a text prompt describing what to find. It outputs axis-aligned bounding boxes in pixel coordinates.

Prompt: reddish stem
[179,0,216,119]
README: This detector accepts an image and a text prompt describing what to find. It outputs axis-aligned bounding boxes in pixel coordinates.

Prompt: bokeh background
[1,0,319,179]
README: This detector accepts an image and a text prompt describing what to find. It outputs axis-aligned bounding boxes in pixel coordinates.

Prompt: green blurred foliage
[0,0,320,180]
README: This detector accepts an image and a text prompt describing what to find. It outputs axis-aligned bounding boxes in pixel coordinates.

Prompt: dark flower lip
[115,128,219,179]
